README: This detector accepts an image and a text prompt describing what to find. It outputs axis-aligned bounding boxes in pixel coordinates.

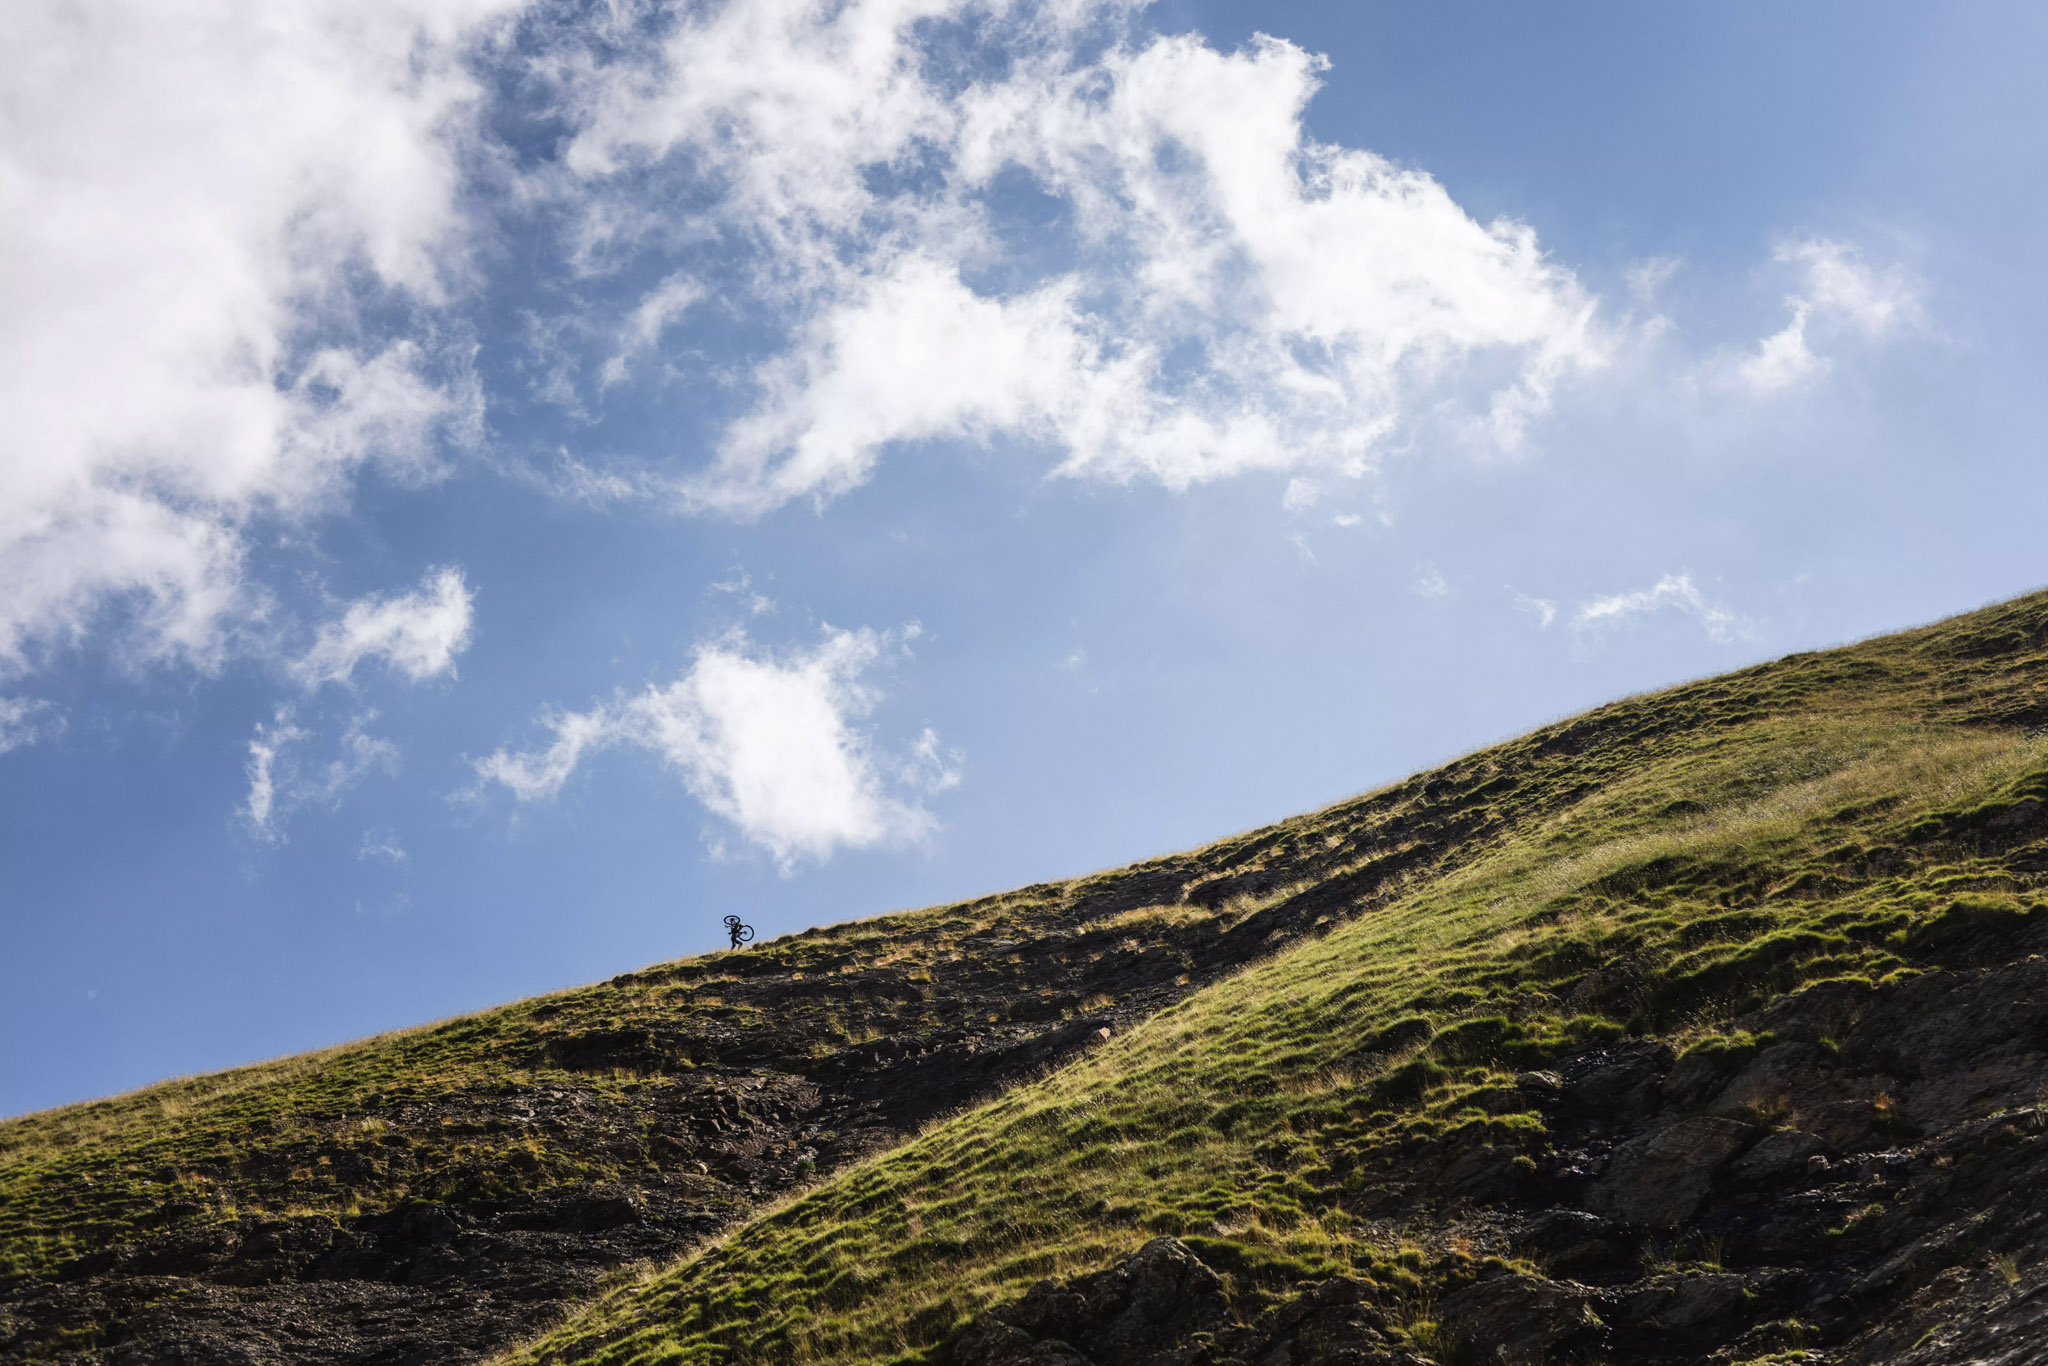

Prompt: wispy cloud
[708,567,776,618]
[598,273,706,391]
[1509,588,1557,628]
[0,696,65,755]
[1626,256,1683,305]
[902,727,963,795]
[1729,238,1922,395]
[241,708,400,839]
[1573,573,1743,643]
[295,568,474,688]
[475,624,951,870]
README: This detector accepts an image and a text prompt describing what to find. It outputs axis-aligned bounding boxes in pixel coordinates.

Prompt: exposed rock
[1613,1270,1753,1344]
[1434,1270,1605,1365]
[951,1319,1093,1366]
[1513,1209,1632,1280]
[953,1239,1230,1366]
[955,1247,1435,1366]
[1557,1042,1674,1118]
[4,767,1508,1366]
[1729,1127,1832,1185]
[1586,1115,1756,1228]
[1240,1277,1412,1365]
[16,595,2048,1366]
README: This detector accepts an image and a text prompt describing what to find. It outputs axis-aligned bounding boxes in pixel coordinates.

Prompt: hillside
[6,590,2048,1365]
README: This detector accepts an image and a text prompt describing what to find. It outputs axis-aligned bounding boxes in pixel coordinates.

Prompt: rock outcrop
[954,950,2048,1366]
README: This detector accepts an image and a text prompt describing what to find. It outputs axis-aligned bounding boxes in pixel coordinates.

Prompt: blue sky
[3,0,2043,1118]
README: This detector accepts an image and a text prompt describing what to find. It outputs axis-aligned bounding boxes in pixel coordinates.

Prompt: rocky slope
[0,691,1591,1364]
[955,950,2048,1366]
[6,588,2048,1366]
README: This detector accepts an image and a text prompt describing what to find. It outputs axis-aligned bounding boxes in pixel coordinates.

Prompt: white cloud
[554,6,1607,516]
[241,707,400,838]
[243,712,305,834]
[598,273,706,390]
[1785,238,1918,335]
[1414,563,1450,599]
[1626,256,1683,304]
[903,726,964,794]
[1282,478,1321,513]
[1733,238,1921,395]
[1573,573,1742,643]
[0,697,66,755]
[359,828,408,864]
[0,0,516,676]
[1509,588,1557,628]
[296,567,474,687]
[1736,302,1826,395]
[708,567,777,617]
[475,624,948,868]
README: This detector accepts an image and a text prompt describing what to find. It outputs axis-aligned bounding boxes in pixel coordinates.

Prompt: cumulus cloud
[475,625,948,868]
[552,4,1607,515]
[1733,238,1921,395]
[0,697,66,755]
[0,0,515,675]
[241,708,400,838]
[296,567,474,687]
[1573,573,1742,643]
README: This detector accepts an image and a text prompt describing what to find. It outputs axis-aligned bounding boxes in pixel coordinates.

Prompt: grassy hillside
[6,590,2048,1366]
[0,634,1620,1361]
[494,594,2048,1366]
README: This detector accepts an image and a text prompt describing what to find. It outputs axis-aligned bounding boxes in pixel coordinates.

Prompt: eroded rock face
[953,956,2048,1366]
[1586,1115,1757,1228]
[954,1239,1231,1366]
[1436,1271,1604,1365]
[952,1240,1430,1366]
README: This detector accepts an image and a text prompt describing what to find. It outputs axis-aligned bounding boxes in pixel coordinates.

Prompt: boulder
[952,1319,1093,1366]
[1436,1270,1604,1365]
[1730,1128,1831,1186]
[1618,1271,1755,1344]
[1586,1115,1756,1228]
[1238,1276,1426,1366]
[1557,1041,1674,1117]
[952,1238,1230,1366]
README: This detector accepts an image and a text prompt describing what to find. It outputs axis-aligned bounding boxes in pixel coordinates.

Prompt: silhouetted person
[723,914,755,950]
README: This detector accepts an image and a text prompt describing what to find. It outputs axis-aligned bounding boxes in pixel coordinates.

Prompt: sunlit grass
[496,703,2048,1365]
[8,588,2047,1362]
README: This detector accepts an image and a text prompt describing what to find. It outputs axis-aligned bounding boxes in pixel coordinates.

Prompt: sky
[3,0,2044,1118]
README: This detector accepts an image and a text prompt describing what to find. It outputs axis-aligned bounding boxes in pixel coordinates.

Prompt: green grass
[0,887,1072,1282]
[7,589,2048,1363]
[491,597,2048,1365]
[499,712,2048,1359]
